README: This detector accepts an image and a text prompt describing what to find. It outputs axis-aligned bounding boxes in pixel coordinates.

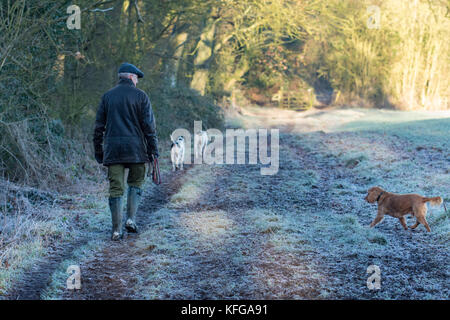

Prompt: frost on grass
[318,212,388,250]
[427,209,450,243]
[0,200,69,295]
[41,241,103,300]
[178,210,234,244]
[135,208,244,299]
[244,208,327,299]
[169,164,216,206]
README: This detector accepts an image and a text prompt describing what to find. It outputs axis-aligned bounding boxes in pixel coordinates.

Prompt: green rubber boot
[109,197,123,240]
[125,186,142,233]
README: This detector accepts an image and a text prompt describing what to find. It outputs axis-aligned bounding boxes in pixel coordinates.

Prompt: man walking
[93,63,159,240]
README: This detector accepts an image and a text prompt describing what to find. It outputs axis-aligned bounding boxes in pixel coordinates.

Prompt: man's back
[103,79,145,138]
[94,77,158,166]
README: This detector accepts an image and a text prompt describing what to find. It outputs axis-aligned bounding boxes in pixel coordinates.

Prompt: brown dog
[364,186,442,232]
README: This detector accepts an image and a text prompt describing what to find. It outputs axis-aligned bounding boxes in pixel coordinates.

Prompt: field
[1,106,449,299]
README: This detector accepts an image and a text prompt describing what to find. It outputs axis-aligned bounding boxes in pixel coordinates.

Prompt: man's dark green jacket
[93,78,158,165]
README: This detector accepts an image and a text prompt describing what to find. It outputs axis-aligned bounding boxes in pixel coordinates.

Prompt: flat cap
[118,62,144,78]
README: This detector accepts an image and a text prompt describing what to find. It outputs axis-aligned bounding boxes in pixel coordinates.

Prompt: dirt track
[6,107,449,300]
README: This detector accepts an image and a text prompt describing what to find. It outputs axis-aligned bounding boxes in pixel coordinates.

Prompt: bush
[148,84,224,138]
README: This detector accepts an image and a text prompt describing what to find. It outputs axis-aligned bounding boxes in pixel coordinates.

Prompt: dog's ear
[365,187,377,203]
[373,186,384,196]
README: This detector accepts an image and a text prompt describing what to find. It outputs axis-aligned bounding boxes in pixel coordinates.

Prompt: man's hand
[149,153,162,185]
[148,151,159,163]
[95,151,103,164]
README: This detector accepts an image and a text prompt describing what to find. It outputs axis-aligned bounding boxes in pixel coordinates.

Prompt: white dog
[170,136,185,171]
[194,130,208,161]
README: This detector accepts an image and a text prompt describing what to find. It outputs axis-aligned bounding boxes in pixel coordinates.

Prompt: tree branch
[134,0,145,23]
[90,7,114,13]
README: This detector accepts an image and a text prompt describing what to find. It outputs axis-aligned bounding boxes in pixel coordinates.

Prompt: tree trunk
[163,21,189,88]
[190,9,218,95]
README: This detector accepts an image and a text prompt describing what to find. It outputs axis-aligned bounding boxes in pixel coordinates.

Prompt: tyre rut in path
[6,240,89,300]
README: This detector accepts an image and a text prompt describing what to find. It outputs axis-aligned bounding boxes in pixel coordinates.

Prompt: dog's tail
[422,196,443,207]
[170,135,176,149]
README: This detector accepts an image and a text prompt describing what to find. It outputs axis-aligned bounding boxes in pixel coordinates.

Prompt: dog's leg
[398,217,408,230]
[369,213,384,228]
[413,205,431,232]
[171,152,176,171]
[417,216,431,232]
[409,221,420,229]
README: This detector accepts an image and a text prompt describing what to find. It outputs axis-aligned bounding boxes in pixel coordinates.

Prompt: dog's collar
[376,191,384,202]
